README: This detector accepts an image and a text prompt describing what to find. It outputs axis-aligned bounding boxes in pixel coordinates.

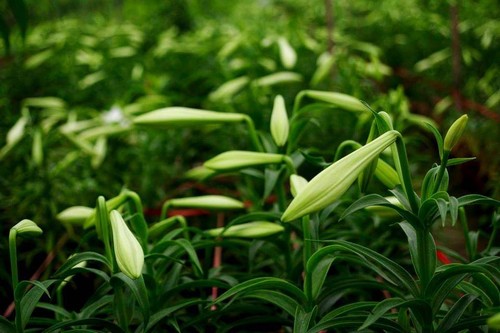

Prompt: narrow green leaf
[437,294,477,331]
[17,279,58,328]
[43,318,124,333]
[53,252,110,279]
[436,198,448,227]
[446,157,476,166]
[425,122,444,159]
[457,194,500,207]
[242,290,299,317]
[443,315,490,333]
[263,167,283,201]
[304,255,335,302]
[173,238,203,277]
[213,277,307,307]
[307,314,403,333]
[316,302,376,325]
[0,315,15,333]
[294,306,317,333]
[110,273,150,330]
[449,196,459,226]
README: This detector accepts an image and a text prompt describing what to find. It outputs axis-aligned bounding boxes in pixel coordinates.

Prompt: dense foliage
[1,1,499,332]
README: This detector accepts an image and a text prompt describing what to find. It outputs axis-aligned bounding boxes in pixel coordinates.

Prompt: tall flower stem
[9,229,23,333]
[395,137,419,214]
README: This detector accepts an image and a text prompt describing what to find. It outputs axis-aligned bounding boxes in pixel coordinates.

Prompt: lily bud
[303,90,366,112]
[204,150,285,171]
[270,95,289,147]
[12,219,43,238]
[184,165,217,181]
[133,107,246,127]
[290,174,308,197]
[205,221,284,238]
[168,195,245,210]
[109,210,144,279]
[57,206,94,225]
[277,37,297,69]
[282,130,399,221]
[443,114,468,152]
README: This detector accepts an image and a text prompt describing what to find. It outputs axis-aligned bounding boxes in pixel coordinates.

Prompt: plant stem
[458,207,475,261]
[114,286,129,332]
[302,216,312,272]
[97,196,114,272]
[432,150,449,195]
[243,116,264,152]
[9,229,23,333]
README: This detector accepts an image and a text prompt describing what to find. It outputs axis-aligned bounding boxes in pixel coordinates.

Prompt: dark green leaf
[446,157,476,166]
[304,255,335,302]
[111,273,150,330]
[317,302,376,324]
[294,305,317,333]
[425,122,444,159]
[129,213,149,252]
[213,277,307,307]
[437,294,477,331]
[17,279,58,328]
[449,196,458,226]
[0,315,15,333]
[299,150,330,168]
[458,194,500,207]
[43,318,124,333]
[263,167,283,201]
[242,290,300,317]
[307,314,403,333]
[53,252,110,279]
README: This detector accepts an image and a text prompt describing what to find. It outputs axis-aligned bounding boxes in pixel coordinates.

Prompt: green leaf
[341,194,419,227]
[449,196,459,226]
[35,302,72,319]
[129,212,149,251]
[304,254,335,302]
[80,295,113,318]
[294,305,317,333]
[213,277,307,307]
[442,315,490,333]
[53,252,110,279]
[110,273,150,330]
[359,297,430,330]
[316,302,376,325]
[137,299,206,333]
[457,194,500,207]
[17,279,58,329]
[437,294,477,331]
[242,290,300,317]
[306,241,419,298]
[0,315,15,333]
[43,318,124,333]
[436,198,448,227]
[263,167,283,201]
[173,238,203,277]
[420,165,439,201]
[446,157,476,166]
[307,314,403,333]
[299,150,331,168]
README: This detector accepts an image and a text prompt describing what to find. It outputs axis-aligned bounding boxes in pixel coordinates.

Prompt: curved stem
[243,116,264,152]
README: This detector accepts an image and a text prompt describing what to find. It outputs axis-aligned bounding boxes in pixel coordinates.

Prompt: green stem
[432,150,450,194]
[283,156,297,175]
[395,137,419,214]
[9,230,23,333]
[97,196,114,272]
[333,140,362,162]
[485,218,498,255]
[160,202,171,221]
[459,207,475,261]
[417,227,436,295]
[243,116,264,152]
[302,216,312,272]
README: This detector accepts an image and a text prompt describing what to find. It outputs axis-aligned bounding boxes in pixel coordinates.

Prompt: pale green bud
[443,114,468,152]
[365,196,403,219]
[373,159,400,189]
[57,206,94,225]
[168,195,244,210]
[270,95,289,147]
[277,37,297,69]
[205,221,284,238]
[204,150,286,171]
[209,76,250,102]
[487,312,500,329]
[303,90,366,112]
[7,116,28,145]
[282,131,400,221]
[133,107,247,127]
[290,174,308,198]
[110,210,144,279]
[32,128,43,167]
[12,219,43,238]
[184,165,217,181]
[60,255,87,288]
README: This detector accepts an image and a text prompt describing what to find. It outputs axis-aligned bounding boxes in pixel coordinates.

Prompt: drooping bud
[205,221,284,238]
[109,210,144,279]
[12,220,43,238]
[133,107,247,127]
[204,150,285,172]
[270,95,289,147]
[167,195,245,210]
[290,174,308,198]
[184,165,217,181]
[282,131,400,221]
[443,114,468,152]
[57,206,94,225]
[302,90,367,112]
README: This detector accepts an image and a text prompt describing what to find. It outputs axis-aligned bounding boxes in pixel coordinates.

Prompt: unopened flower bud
[290,174,308,197]
[133,107,246,127]
[270,95,289,147]
[444,115,468,152]
[282,131,399,221]
[12,219,43,238]
[57,206,94,225]
[110,210,144,279]
[205,221,284,238]
[204,150,285,171]
[168,195,244,210]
